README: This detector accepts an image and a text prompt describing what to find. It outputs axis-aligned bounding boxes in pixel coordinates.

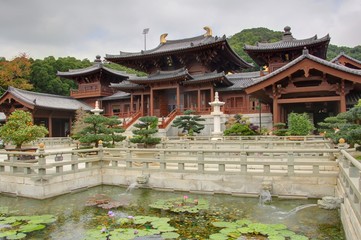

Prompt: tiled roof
[101,91,130,101]
[217,72,260,91]
[183,71,232,86]
[244,34,330,51]
[109,80,146,90]
[57,64,133,78]
[244,26,330,52]
[128,68,191,83]
[331,52,361,65]
[245,50,361,89]
[106,35,226,59]
[5,87,92,111]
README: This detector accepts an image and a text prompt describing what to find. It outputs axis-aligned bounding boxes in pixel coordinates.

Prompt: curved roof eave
[6,86,92,111]
[244,52,361,92]
[244,34,330,51]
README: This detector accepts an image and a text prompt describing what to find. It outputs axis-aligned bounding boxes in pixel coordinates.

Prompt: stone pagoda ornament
[209,92,225,139]
[91,101,103,115]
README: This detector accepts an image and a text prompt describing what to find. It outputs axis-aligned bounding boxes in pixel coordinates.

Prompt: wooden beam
[277,96,340,104]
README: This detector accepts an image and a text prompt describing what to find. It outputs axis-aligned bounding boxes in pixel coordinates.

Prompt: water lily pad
[290,235,309,240]
[6,232,27,240]
[209,233,229,240]
[161,231,180,239]
[149,197,209,213]
[18,223,46,232]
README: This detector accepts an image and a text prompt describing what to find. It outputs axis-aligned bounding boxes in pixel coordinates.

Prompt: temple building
[0,86,92,137]
[243,27,361,126]
[1,26,361,136]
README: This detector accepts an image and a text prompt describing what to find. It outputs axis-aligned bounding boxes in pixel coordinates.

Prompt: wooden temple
[0,87,92,137]
[2,26,361,135]
[244,26,361,126]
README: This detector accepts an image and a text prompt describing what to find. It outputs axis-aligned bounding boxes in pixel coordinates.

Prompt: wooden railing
[158,108,179,129]
[70,83,113,98]
[122,111,141,129]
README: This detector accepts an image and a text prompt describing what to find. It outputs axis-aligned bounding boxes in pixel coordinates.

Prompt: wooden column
[272,84,280,124]
[48,116,53,137]
[210,88,214,106]
[150,89,154,116]
[197,89,201,112]
[130,94,134,113]
[141,94,144,116]
[340,79,346,112]
[176,86,180,111]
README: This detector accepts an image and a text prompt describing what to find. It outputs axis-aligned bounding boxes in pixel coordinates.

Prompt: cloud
[0,0,360,60]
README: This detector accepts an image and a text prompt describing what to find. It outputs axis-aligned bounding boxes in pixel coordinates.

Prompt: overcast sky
[1,0,360,61]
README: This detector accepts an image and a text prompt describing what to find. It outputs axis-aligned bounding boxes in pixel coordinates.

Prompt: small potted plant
[0,110,48,159]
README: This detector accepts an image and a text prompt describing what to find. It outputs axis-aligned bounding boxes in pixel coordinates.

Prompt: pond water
[0,185,345,239]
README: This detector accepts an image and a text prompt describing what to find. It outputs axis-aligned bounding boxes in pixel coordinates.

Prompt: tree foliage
[224,114,258,136]
[77,114,125,148]
[318,100,361,146]
[130,116,161,147]
[0,53,33,94]
[171,110,205,136]
[0,110,48,149]
[228,28,283,70]
[287,112,315,136]
[30,56,91,95]
[71,108,91,140]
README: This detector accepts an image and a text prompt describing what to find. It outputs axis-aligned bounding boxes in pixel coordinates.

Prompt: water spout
[276,204,318,219]
[126,182,138,193]
[259,189,272,205]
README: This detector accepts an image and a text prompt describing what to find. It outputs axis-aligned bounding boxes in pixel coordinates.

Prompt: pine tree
[171,110,205,136]
[130,116,161,147]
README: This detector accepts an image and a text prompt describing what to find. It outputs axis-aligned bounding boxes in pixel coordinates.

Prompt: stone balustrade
[337,148,361,240]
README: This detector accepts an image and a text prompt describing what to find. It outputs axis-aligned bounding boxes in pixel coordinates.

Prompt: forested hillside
[227,27,361,68]
[0,27,360,96]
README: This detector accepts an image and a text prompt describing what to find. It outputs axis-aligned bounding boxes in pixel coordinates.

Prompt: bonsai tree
[273,122,288,136]
[224,114,258,136]
[0,110,48,149]
[106,116,126,147]
[171,110,205,136]
[318,100,361,147]
[130,116,161,147]
[287,112,315,136]
[77,114,125,148]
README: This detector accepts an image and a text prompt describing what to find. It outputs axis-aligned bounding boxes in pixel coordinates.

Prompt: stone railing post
[126,149,132,168]
[98,140,104,167]
[37,143,46,176]
[198,151,204,172]
[159,150,166,170]
[287,151,294,176]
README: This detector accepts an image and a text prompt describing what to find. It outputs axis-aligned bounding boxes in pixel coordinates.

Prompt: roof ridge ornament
[203,26,212,37]
[160,33,168,44]
[302,47,309,55]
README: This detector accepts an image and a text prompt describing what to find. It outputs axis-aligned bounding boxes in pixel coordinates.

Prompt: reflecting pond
[0,185,345,239]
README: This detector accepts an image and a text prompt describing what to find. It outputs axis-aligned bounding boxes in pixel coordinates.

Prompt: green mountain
[227,27,361,68]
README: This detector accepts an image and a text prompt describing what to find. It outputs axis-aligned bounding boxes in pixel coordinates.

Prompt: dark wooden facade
[0,87,92,137]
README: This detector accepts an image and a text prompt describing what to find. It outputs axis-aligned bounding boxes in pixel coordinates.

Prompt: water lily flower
[100,227,107,233]
[183,195,188,201]
[128,215,134,219]
[134,230,139,235]
[108,211,115,217]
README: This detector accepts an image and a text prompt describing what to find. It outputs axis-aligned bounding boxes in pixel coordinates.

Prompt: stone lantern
[209,92,225,139]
